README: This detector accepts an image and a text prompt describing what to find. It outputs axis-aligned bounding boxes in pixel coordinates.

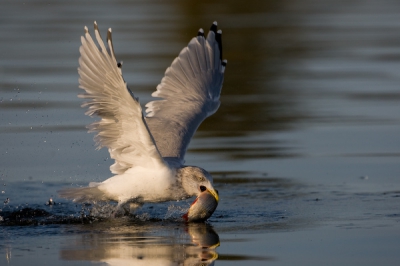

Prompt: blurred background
[1,0,399,187]
[1,0,400,264]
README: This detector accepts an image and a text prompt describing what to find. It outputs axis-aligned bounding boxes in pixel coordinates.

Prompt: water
[1,0,400,265]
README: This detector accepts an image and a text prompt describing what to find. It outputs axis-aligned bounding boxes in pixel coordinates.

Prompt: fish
[183,190,219,222]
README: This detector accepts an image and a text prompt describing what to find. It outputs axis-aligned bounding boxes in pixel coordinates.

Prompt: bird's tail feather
[58,185,108,203]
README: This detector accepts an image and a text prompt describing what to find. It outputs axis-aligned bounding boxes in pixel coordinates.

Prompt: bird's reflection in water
[60,222,219,266]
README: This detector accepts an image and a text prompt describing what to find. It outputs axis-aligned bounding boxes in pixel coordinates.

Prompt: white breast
[98,166,177,203]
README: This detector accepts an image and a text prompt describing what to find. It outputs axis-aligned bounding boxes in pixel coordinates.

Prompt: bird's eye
[200,186,206,192]
[216,189,219,195]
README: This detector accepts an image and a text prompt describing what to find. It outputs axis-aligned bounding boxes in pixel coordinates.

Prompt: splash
[87,201,118,218]
[164,204,188,220]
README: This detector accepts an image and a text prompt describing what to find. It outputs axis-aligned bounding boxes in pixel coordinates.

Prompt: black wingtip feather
[210,21,217,33]
[197,28,204,37]
[216,30,222,61]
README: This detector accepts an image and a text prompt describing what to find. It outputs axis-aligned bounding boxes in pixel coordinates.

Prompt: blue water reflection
[1,0,400,265]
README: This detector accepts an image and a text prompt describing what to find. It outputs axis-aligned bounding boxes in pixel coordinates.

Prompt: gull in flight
[59,21,226,217]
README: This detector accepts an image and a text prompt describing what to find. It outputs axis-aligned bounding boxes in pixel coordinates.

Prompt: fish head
[183,189,219,222]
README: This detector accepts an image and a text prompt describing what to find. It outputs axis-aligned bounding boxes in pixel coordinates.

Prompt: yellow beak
[207,188,219,202]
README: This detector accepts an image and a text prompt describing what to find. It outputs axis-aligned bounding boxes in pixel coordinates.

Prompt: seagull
[59,21,226,214]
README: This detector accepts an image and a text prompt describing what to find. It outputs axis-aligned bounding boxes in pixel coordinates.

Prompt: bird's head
[179,166,219,202]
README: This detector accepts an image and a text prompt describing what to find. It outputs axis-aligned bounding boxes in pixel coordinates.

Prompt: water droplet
[46,198,55,206]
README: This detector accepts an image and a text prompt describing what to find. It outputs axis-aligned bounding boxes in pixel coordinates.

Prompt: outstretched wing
[145,22,227,165]
[78,22,166,174]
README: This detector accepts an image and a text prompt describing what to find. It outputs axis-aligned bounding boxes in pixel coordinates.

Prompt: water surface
[1,0,400,265]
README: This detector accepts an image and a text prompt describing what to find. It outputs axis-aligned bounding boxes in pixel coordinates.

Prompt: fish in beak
[183,189,219,222]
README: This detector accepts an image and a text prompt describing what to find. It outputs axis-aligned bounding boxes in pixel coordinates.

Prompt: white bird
[59,21,226,215]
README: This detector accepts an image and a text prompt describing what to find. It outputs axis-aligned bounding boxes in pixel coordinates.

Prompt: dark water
[1,0,400,265]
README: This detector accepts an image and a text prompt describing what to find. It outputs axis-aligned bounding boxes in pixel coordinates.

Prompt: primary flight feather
[59,21,226,217]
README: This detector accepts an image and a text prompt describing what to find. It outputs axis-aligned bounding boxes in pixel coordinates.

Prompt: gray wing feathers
[145,22,226,164]
[78,22,165,174]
